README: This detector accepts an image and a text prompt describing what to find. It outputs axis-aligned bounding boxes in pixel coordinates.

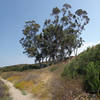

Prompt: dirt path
[0,78,36,100]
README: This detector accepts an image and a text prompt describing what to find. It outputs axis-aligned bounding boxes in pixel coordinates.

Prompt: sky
[0,0,100,67]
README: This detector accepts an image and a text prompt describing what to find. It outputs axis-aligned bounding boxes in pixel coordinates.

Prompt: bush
[50,66,58,72]
[62,44,100,94]
[62,59,79,78]
[84,62,100,94]
[0,63,48,72]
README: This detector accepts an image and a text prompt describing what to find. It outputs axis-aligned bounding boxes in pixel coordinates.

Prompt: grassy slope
[0,61,87,100]
[62,44,100,99]
[0,44,100,100]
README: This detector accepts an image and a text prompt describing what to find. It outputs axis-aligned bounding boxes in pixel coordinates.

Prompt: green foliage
[21,90,27,95]
[62,59,79,78]
[84,62,100,94]
[50,66,58,72]
[0,63,47,72]
[62,44,100,94]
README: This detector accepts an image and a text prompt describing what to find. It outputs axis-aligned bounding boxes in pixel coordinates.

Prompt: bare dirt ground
[0,78,37,100]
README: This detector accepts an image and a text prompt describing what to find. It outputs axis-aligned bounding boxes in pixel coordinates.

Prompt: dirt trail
[0,78,36,100]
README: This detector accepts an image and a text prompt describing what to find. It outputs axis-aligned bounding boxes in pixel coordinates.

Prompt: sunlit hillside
[0,44,100,100]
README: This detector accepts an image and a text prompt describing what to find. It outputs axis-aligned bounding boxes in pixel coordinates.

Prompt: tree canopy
[20,3,89,64]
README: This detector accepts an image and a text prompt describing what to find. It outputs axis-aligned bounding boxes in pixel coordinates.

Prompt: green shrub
[84,62,100,94]
[62,44,100,94]
[62,44,100,77]
[62,60,79,78]
[0,63,48,72]
[50,66,58,72]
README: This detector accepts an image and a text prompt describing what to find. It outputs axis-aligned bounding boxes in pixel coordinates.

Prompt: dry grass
[7,76,22,83]
[0,66,54,100]
[14,80,34,90]
[0,60,99,100]
[0,80,11,100]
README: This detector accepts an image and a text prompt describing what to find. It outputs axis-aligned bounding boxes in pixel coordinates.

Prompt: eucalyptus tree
[20,3,89,64]
[20,20,40,61]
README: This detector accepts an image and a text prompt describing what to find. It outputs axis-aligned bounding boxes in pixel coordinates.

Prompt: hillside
[62,44,100,96]
[0,62,67,100]
[0,63,48,72]
[0,44,100,100]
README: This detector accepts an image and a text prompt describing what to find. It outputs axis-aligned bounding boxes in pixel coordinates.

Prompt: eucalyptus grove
[20,3,89,64]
